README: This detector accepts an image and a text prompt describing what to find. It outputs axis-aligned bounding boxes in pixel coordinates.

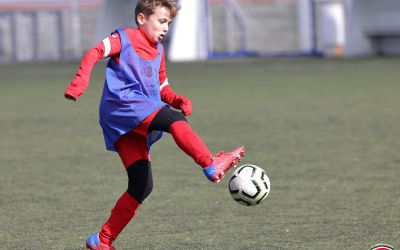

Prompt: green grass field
[1,57,399,249]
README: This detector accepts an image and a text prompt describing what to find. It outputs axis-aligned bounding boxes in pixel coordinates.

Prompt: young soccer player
[65,0,245,249]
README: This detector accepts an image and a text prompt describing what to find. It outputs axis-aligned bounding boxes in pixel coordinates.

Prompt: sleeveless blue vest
[99,28,166,151]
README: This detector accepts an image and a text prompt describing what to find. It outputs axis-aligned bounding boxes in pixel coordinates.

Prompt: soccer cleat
[85,233,115,250]
[203,146,245,182]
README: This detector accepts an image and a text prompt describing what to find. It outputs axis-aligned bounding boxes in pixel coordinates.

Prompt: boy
[65,1,245,249]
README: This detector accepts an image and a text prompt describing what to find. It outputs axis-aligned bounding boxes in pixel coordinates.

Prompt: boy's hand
[65,93,76,101]
[64,83,81,101]
[160,85,192,115]
[64,78,87,102]
[176,96,192,116]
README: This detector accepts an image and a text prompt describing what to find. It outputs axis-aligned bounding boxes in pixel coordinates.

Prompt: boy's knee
[126,160,153,203]
[148,107,187,132]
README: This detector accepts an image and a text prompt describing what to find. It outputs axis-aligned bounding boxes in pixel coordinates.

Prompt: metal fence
[0,0,100,62]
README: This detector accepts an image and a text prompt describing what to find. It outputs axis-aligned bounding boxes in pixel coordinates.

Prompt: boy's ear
[136,13,146,25]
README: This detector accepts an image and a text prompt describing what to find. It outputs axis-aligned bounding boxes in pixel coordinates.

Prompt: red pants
[114,108,161,168]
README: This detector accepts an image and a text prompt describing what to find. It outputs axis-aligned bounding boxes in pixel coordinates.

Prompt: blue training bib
[99,28,166,151]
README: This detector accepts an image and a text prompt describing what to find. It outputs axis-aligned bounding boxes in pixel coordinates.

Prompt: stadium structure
[0,0,399,62]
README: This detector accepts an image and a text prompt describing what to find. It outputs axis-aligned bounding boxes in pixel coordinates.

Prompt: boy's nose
[163,24,169,32]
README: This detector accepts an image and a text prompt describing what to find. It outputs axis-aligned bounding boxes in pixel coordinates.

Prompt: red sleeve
[159,46,167,86]
[105,32,122,60]
[64,33,122,100]
[159,46,176,106]
[160,85,180,108]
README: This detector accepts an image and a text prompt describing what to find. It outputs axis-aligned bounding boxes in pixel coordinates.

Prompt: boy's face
[137,6,172,43]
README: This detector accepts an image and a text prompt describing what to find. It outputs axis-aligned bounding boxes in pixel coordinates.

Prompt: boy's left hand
[160,86,192,116]
[176,96,192,116]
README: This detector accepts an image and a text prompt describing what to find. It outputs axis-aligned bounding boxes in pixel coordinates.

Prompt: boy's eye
[159,19,171,25]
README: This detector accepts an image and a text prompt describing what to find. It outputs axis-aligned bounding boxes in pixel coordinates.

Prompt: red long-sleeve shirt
[65,28,173,101]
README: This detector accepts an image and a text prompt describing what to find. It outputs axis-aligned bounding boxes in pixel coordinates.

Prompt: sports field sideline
[1,57,399,249]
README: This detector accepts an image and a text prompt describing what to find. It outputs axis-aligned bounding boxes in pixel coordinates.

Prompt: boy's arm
[159,49,192,116]
[65,33,122,101]
[64,43,103,101]
[160,84,192,116]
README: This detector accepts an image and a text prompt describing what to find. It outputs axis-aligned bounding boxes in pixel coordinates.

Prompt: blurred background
[1,0,400,63]
[1,1,400,249]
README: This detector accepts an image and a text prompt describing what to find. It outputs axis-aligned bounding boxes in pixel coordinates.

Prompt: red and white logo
[371,244,394,250]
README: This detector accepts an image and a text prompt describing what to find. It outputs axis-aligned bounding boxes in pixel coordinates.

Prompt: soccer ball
[228,164,270,206]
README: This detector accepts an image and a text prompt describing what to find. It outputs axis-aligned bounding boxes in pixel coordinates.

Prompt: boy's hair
[135,0,181,25]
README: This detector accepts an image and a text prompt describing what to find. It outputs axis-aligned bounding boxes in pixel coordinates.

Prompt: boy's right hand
[64,75,89,102]
[64,80,83,101]
[65,93,76,101]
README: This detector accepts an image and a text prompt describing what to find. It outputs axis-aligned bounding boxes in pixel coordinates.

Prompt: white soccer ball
[228,164,270,206]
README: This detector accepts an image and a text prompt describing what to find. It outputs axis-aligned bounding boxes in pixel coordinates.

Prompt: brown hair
[135,0,181,25]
